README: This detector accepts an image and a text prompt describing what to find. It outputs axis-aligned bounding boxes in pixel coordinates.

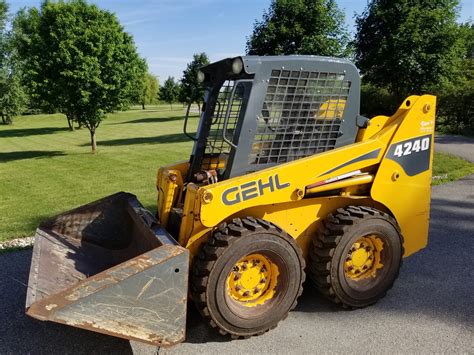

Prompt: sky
[7,0,474,81]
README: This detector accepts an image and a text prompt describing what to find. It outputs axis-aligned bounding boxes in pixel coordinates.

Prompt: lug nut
[363,265,368,270]
[260,278,266,284]
[234,274,241,281]
[243,291,250,297]
[232,266,239,272]
[235,285,241,292]
[254,288,260,294]
[355,270,361,274]
[348,266,354,271]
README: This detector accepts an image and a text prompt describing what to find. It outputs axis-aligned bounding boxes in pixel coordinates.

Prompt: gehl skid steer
[26,56,436,346]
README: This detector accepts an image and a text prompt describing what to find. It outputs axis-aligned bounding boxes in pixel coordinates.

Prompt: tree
[180,53,209,111]
[0,0,27,124]
[0,66,28,124]
[246,0,350,57]
[139,73,159,109]
[436,23,474,132]
[160,76,179,109]
[354,0,466,101]
[13,0,147,152]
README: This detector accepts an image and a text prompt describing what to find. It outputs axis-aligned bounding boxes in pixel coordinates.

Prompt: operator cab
[183,56,361,184]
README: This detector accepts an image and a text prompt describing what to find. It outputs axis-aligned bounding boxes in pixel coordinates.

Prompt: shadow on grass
[115,116,187,125]
[0,150,66,163]
[0,127,69,138]
[82,133,194,147]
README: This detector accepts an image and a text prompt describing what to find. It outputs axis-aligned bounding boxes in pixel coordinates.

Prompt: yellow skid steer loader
[26,56,436,346]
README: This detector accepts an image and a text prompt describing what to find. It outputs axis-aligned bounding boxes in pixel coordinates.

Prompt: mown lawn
[432,152,474,185]
[0,105,197,242]
[0,108,473,242]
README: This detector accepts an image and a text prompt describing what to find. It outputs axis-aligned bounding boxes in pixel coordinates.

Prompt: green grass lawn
[0,108,473,242]
[0,105,197,242]
[432,152,474,185]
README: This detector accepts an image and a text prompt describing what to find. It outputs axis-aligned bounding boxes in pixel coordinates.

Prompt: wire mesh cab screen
[249,69,350,165]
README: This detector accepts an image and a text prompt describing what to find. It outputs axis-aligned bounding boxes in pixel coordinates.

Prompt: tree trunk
[2,114,13,125]
[90,129,97,153]
[66,114,75,131]
[197,102,201,112]
[142,103,145,110]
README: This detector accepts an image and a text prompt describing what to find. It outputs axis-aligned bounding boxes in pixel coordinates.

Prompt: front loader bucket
[25,192,189,346]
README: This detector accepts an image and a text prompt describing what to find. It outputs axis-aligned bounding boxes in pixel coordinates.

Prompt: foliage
[0,0,6,30]
[0,67,28,124]
[436,23,474,134]
[139,72,159,109]
[0,0,27,124]
[179,52,209,109]
[160,76,180,108]
[246,0,350,56]
[354,0,466,101]
[13,0,147,151]
[360,83,399,118]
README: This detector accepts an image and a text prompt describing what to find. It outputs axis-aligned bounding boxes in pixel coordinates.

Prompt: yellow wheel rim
[226,253,279,307]
[344,235,384,280]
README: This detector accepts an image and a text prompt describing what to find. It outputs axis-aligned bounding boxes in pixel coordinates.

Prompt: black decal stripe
[319,149,381,177]
[386,135,432,176]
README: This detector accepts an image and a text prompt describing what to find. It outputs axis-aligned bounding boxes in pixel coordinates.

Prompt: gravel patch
[0,236,34,251]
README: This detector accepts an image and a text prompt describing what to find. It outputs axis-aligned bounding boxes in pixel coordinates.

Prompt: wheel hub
[344,235,384,280]
[227,253,279,307]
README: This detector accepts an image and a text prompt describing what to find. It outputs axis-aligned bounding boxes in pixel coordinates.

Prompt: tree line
[0,0,209,152]
[0,0,472,153]
[246,0,473,134]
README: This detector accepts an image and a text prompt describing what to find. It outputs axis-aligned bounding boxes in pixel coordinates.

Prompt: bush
[360,83,399,118]
[435,58,474,135]
[361,82,474,135]
[436,86,474,134]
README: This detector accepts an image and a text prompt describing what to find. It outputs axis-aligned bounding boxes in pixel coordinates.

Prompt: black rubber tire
[191,217,305,338]
[309,206,403,308]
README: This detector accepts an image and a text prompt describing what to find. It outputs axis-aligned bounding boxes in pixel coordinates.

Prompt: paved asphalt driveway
[1,177,472,354]
[0,139,473,354]
[435,135,474,162]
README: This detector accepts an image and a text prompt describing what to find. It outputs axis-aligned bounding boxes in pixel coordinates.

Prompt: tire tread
[191,217,305,337]
[309,206,404,308]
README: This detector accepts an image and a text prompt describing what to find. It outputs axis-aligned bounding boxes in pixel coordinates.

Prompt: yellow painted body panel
[371,96,436,256]
[356,115,390,142]
[156,161,188,227]
[197,137,385,228]
[317,99,346,119]
[156,95,436,261]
